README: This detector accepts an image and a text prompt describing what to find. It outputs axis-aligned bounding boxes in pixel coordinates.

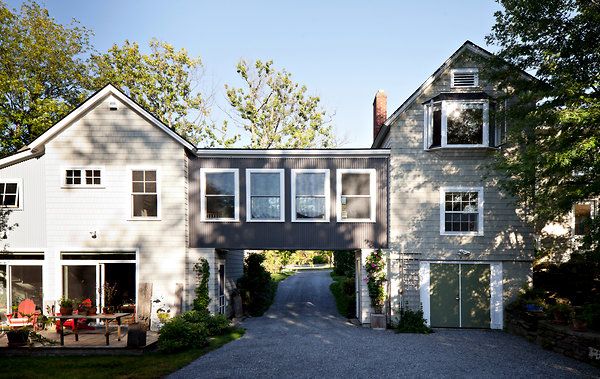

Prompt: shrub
[158,315,209,353]
[237,254,274,316]
[330,275,356,318]
[365,250,386,313]
[395,305,432,334]
[205,314,231,336]
[193,257,211,316]
[583,303,600,331]
[333,250,355,277]
[312,254,328,265]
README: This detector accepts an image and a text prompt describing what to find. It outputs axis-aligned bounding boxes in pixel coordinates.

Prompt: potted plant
[59,297,74,316]
[365,249,387,329]
[6,326,31,347]
[99,282,118,314]
[548,300,571,325]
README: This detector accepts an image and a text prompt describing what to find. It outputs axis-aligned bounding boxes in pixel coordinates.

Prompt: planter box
[126,323,147,348]
[370,313,386,330]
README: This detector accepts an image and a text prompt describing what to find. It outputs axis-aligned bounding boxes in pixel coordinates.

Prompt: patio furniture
[6,299,39,330]
[48,313,132,346]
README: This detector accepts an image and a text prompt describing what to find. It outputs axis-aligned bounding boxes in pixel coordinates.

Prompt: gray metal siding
[189,157,388,250]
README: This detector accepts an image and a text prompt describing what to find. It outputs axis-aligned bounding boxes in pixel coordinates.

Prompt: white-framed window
[291,169,330,222]
[424,100,489,149]
[0,179,22,210]
[336,169,376,222]
[130,169,160,219]
[451,68,479,88]
[201,168,239,222]
[573,202,595,236]
[246,169,284,222]
[63,167,104,188]
[440,187,484,236]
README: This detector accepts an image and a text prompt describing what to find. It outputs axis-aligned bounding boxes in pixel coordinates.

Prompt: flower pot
[551,310,568,325]
[59,306,73,316]
[102,306,114,314]
[87,306,97,316]
[370,313,386,330]
[7,330,29,347]
[571,318,587,332]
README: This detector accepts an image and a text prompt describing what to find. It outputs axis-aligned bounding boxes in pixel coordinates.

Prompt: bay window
[201,169,239,221]
[246,169,284,222]
[292,169,329,222]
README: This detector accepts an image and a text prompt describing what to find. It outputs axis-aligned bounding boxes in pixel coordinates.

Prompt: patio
[0,326,158,355]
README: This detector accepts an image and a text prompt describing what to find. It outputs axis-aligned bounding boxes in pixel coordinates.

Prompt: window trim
[246,168,285,222]
[200,168,240,222]
[572,201,596,237]
[439,186,484,236]
[336,169,376,223]
[61,167,105,188]
[424,100,490,149]
[128,167,161,221]
[450,68,479,88]
[0,178,23,211]
[291,169,330,223]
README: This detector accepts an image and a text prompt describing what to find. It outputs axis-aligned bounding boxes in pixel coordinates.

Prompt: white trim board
[419,261,503,330]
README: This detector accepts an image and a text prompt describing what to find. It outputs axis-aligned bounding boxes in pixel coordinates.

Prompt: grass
[329,272,355,318]
[0,328,245,379]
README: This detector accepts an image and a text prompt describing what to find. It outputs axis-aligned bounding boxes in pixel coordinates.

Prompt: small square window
[0,180,21,208]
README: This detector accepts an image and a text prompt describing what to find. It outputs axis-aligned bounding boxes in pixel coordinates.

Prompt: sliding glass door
[0,264,43,314]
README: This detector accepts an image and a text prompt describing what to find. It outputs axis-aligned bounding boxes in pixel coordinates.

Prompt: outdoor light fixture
[2,232,7,239]
[457,249,471,257]
[90,231,97,239]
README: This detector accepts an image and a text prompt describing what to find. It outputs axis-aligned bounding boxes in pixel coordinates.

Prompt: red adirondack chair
[6,299,39,330]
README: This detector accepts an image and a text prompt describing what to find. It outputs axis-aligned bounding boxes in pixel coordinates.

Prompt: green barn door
[430,264,460,327]
[460,264,491,328]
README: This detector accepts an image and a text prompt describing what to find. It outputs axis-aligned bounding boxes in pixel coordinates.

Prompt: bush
[205,314,232,336]
[395,305,432,334]
[583,303,600,331]
[192,258,211,316]
[237,254,274,316]
[312,254,328,265]
[333,250,355,277]
[329,274,356,318]
[158,315,209,353]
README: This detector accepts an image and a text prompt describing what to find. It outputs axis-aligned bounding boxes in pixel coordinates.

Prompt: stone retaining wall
[505,308,600,367]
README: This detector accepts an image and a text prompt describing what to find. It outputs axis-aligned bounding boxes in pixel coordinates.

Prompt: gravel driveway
[170,270,599,378]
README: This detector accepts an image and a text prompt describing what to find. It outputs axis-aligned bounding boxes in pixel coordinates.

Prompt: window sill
[61,186,106,189]
[247,219,285,223]
[426,146,498,152]
[337,219,376,223]
[291,219,330,223]
[127,217,161,221]
[201,219,240,223]
[440,232,484,237]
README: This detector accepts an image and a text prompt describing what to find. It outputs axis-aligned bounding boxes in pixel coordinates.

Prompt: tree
[0,0,92,157]
[225,59,335,148]
[486,0,600,259]
[91,39,236,147]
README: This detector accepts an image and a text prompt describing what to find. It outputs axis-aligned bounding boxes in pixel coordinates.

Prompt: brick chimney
[373,90,387,141]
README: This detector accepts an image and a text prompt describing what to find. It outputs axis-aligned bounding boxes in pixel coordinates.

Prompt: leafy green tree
[225,59,335,148]
[91,39,236,147]
[486,0,600,259]
[0,1,92,156]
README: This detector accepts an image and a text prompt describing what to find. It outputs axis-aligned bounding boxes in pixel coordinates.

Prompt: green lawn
[0,328,245,379]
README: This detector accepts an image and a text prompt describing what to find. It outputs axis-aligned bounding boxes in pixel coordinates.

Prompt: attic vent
[451,68,479,88]
[108,100,118,110]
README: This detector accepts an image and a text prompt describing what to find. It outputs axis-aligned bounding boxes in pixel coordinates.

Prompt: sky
[8,0,502,148]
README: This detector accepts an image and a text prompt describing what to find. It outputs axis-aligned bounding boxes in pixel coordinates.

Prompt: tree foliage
[91,39,235,147]
[0,0,92,156]
[486,0,600,258]
[225,59,335,148]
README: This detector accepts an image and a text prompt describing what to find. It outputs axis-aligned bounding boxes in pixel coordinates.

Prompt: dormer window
[451,68,479,88]
[424,97,489,149]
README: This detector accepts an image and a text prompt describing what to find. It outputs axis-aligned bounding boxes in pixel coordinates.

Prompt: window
[64,168,103,187]
[451,68,479,88]
[440,187,484,235]
[246,169,284,222]
[292,169,329,222]
[0,180,21,209]
[131,170,158,218]
[336,169,376,222]
[573,203,593,236]
[424,100,489,149]
[201,169,239,221]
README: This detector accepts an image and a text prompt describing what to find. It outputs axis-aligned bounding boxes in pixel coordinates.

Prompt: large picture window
[201,169,239,221]
[336,169,376,222]
[440,187,484,235]
[292,169,329,222]
[0,180,21,209]
[246,169,284,222]
[424,100,489,149]
[131,170,158,218]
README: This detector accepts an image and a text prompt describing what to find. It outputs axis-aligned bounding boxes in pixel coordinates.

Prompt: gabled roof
[0,84,196,169]
[371,40,533,148]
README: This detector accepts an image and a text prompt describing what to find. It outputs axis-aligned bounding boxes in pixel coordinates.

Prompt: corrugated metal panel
[0,156,46,248]
[190,156,388,250]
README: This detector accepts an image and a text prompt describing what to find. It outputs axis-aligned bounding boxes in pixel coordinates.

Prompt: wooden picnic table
[48,313,132,346]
